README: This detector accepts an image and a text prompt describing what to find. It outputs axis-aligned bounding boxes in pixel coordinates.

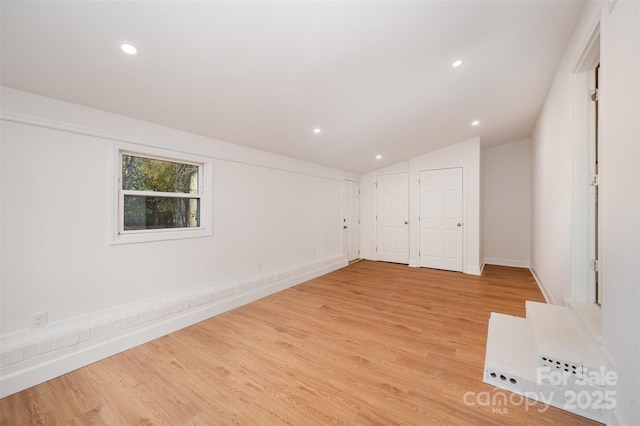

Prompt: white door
[342,180,360,261]
[419,168,463,272]
[376,172,409,264]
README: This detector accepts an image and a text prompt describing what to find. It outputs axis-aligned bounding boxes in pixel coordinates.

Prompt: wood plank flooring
[0,261,600,425]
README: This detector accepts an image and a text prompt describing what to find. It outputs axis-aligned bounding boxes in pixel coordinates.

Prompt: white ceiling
[1,1,584,174]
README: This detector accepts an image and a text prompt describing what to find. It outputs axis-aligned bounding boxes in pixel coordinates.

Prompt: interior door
[419,168,463,272]
[342,180,360,261]
[376,172,409,264]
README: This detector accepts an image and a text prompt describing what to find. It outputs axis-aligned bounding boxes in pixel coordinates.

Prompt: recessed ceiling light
[313,128,321,134]
[471,120,480,126]
[452,60,462,68]
[376,154,382,160]
[120,43,137,55]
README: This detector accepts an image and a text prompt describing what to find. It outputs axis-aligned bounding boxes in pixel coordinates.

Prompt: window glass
[116,150,208,241]
[122,155,199,194]
[123,195,200,230]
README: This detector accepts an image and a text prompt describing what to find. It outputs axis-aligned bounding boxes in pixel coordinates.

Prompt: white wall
[482,138,531,268]
[599,1,640,424]
[409,138,481,274]
[0,87,354,396]
[531,1,639,423]
[361,138,481,275]
[530,2,601,306]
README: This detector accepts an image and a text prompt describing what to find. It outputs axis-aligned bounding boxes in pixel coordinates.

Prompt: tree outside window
[121,154,202,231]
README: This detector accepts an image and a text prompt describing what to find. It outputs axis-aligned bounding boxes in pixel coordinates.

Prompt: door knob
[343,225,348,229]
[457,223,462,227]
[404,221,408,225]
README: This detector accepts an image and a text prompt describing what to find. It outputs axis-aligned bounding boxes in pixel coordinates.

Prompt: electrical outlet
[30,311,47,329]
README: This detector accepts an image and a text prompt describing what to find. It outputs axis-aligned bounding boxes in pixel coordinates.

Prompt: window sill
[111,228,212,245]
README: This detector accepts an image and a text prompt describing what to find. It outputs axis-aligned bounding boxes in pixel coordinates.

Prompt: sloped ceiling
[0,1,584,174]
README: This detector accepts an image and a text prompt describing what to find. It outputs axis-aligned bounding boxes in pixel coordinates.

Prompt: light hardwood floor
[0,261,600,425]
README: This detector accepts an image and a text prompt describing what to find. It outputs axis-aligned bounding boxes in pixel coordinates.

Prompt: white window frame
[111,143,213,244]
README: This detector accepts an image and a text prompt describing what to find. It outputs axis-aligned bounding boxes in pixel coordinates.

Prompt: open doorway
[571,26,601,305]
[593,64,600,304]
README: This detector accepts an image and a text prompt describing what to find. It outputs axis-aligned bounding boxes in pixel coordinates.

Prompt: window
[113,145,212,244]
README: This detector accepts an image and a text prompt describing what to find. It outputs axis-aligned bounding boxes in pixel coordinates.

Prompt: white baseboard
[609,407,627,426]
[529,265,554,305]
[0,255,347,398]
[465,265,483,276]
[360,252,377,261]
[483,257,530,268]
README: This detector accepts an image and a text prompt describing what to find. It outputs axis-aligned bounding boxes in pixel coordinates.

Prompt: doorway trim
[571,21,601,303]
